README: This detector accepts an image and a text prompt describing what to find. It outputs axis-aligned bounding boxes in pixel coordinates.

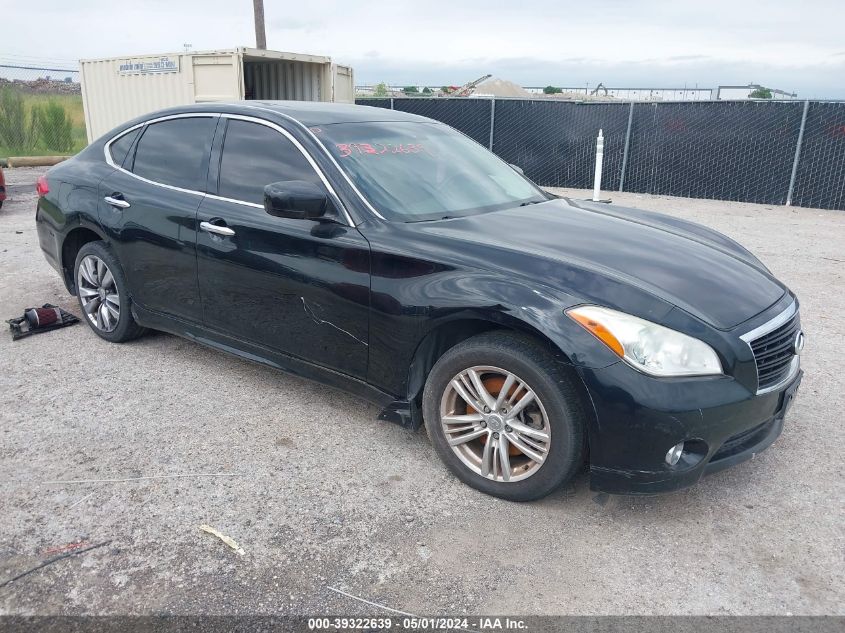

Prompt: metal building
[79,47,354,142]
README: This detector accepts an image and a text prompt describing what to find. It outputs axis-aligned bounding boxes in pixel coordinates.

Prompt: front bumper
[577,360,802,495]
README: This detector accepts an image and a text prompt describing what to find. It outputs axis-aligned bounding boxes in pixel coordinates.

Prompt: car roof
[155,101,434,127]
[249,101,433,126]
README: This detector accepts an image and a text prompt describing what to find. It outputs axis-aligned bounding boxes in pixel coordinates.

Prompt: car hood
[414,198,785,330]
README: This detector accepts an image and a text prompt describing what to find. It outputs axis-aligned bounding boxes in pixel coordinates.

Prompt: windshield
[314,121,548,222]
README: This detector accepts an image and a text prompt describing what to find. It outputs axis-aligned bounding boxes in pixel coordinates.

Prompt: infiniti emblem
[793,331,805,355]
[486,414,505,432]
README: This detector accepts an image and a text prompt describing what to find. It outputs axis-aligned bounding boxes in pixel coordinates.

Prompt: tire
[423,331,587,501]
[74,241,145,343]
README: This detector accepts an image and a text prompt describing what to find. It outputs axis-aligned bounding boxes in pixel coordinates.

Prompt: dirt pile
[473,78,532,98]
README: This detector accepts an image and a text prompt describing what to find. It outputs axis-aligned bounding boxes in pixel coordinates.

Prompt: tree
[749,87,773,99]
[543,85,562,94]
[422,87,432,94]
[373,82,388,97]
[403,86,419,95]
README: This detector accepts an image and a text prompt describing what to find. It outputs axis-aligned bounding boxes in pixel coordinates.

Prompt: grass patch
[0,91,87,158]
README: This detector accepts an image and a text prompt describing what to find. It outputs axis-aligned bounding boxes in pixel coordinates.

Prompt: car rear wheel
[74,241,145,343]
[423,331,587,501]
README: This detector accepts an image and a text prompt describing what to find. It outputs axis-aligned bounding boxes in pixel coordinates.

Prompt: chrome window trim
[102,113,220,198]
[205,193,263,209]
[239,103,387,221]
[101,111,354,226]
[740,300,800,395]
[217,113,353,225]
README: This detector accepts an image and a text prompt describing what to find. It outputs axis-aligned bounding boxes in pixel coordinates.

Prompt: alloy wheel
[439,365,551,482]
[77,255,120,332]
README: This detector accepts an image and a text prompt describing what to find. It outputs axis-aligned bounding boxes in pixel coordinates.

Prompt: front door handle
[104,195,130,209]
[200,220,235,237]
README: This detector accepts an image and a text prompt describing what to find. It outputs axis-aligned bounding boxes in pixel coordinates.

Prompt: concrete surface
[0,169,843,616]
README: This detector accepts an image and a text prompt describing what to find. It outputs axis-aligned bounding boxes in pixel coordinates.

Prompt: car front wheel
[74,241,145,343]
[423,331,587,501]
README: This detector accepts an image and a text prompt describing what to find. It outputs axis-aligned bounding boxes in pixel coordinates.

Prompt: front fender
[391,275,637,407]
[386,279,624,432]
[417,280,625,370]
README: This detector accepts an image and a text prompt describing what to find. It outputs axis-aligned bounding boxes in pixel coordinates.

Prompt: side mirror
[263,180,334,220]
[509,163,525,175]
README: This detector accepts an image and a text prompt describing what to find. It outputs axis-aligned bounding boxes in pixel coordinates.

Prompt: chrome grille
[744,307,800,393]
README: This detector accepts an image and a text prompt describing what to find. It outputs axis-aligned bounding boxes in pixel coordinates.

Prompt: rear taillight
[36,176,50,197]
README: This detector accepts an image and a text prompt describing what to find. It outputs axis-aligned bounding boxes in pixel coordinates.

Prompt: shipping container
[80,47,355,142]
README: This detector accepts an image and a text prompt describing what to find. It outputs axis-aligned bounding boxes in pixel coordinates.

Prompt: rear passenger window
[109,128,140,167]
[132,117,216,191]
[218,119,323,205]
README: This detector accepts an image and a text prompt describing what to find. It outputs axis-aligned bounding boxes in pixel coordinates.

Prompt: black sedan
[35,102,803,501]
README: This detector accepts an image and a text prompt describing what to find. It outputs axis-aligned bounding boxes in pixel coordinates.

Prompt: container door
[192,54,242,102]
[332,64,355,103]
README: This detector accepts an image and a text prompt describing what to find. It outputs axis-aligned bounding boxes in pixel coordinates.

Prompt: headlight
[566,305,723,377]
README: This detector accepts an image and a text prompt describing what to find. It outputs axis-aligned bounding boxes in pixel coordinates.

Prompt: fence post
[593,129,605,201]
[488,99,496,151]
[390,98,394,110]
[618,101,635,192]
[785,99,810,206]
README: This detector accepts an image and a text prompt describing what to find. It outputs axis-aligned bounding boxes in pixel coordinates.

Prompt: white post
[592,129,604,202]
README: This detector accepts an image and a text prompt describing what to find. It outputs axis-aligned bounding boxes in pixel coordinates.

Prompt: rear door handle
[104,195,130,209]
[200,220,235,237]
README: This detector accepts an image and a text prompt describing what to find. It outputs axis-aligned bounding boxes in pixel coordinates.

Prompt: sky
[3,0,845,98]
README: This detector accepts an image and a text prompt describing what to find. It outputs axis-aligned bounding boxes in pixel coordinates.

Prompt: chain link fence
[0,65,85,158]
[790,101,845,210]
[492,100,631,191]
[357,97,845,210]
[624,101,803,204]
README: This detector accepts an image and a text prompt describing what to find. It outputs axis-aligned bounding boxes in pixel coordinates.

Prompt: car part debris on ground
[200,525,245,556]
[6,303,79,340]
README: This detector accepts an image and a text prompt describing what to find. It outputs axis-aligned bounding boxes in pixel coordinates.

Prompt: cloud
[665,55,712,62]
[268,17,322,32]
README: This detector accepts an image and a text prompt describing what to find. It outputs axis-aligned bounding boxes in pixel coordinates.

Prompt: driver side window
[218,119,324,205]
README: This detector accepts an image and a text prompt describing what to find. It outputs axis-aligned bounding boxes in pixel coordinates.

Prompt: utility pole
[253,0,267,49]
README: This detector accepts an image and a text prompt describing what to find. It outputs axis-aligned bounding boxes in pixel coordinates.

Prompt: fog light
[665,442,684,466]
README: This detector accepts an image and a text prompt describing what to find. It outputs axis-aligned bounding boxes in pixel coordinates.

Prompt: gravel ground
[0,168,843,616]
